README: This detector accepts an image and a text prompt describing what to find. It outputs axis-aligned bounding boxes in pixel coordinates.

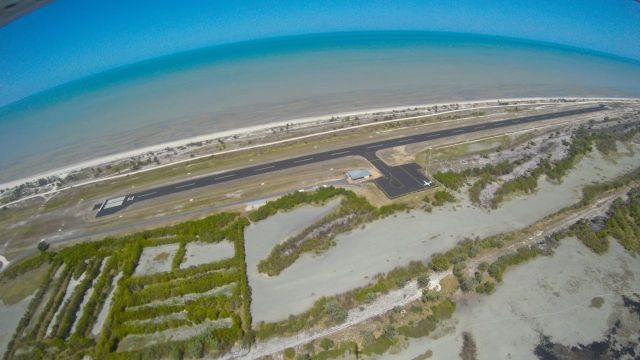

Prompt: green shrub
[430,254,449,271]
[433,171,465,190]
[488,247,541,282]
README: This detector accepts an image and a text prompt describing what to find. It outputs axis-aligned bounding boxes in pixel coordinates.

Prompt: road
[96,105,604,217]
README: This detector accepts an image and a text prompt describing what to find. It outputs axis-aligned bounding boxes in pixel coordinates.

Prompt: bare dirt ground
[181,241,235,269]
[134,244,179,276]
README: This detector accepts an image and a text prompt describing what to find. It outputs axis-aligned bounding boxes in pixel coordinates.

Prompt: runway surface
[96,105,604,217]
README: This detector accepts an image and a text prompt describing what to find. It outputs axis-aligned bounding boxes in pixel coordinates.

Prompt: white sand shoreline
[1,96,637,193]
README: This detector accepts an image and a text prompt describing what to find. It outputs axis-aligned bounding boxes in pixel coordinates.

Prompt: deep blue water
[1,31,640,184]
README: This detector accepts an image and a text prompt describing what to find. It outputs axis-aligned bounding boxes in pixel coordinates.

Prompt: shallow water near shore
[246,149,640,323]
[2,31,640,184]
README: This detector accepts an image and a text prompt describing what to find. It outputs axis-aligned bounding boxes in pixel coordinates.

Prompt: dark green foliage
[0,252,51,281]
[468,174,492,205]
[172,241,187,270]
[324,301,347,324]
[429,254,449,271]
[54,259,103,339]
[185,337,205,358]
[431,190,456,206]
[417,273,430,288]
[361,334,396,356]
[320,338,334,351]
[595,133,617,155]
[433,171,465,190]
[431,299,456,320]
[284,347,296,359]
[5,212,251,359]
[488,247,541,282]
[475,281,495,294]
[399,315,438,338]
[566,221,609,254]
[129,271,238,306]
[560,188,640,255]
[491,174,538,208]
[73,256,118,337]
[248,186,346,222]
[312,341,357,360]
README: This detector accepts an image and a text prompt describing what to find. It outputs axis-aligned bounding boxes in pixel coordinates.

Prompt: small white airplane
[423,180,433,187]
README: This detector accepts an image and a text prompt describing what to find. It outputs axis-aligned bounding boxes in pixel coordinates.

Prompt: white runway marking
[175,182,195,189]
[254,165,275,172]
[330,150,350,155]
[214,174,236,180]
[138,192,157,198]
[366,144,384,149]
[293,158,314,163]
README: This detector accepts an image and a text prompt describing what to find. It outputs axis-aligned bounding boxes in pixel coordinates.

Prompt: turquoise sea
[1,31,640,184]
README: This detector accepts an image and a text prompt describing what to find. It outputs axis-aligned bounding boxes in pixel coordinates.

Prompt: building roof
[347,169,372,180]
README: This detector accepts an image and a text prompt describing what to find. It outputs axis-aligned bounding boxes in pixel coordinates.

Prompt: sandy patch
[134,244,180,276]
[180,241,235,269]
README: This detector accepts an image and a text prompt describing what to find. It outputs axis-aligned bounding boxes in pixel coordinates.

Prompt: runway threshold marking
[175,182,196,189]
[293,157,314,163]
[214,174,236,180]
[254,165,275,172]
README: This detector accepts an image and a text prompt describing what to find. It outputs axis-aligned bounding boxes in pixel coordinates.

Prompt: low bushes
[488,247,541,282]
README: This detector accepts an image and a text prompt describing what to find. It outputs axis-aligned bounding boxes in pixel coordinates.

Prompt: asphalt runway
[96,105,604,217]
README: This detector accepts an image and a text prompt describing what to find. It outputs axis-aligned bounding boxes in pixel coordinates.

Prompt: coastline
[1,96,637,194]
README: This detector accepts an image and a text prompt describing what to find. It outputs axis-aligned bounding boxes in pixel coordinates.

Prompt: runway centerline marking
[396,138,414,143]
[330,150,350,156]
[138,192,157,198]
[175,182,196,189]
[214,174,235,180]
[254,165,275,172]
[366,144,384,149]
[293,158,314,163]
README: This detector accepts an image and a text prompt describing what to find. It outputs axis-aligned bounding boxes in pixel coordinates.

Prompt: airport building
[346,169,372,181]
